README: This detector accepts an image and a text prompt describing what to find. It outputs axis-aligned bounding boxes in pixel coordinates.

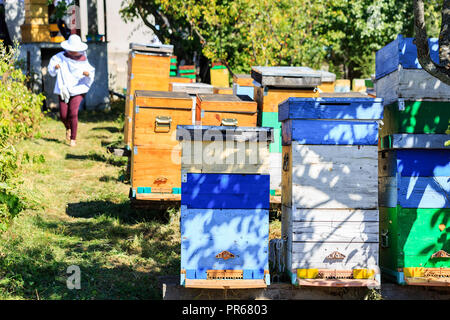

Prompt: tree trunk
[413,0,450,85]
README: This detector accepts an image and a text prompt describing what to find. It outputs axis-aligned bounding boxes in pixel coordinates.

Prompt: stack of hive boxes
[170,56,177,77]
[279,96,383,287]
[177,126,273,288]
[124,43,173,149]
[376,35,450,286]
[130,91,193,202]
[195,94,257,127]
[251,66,323,203]
[21,0,51,43]
[179,65,196,81]
[232,74,255,99]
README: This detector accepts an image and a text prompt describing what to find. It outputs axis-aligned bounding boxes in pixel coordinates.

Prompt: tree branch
[414,0,450,85]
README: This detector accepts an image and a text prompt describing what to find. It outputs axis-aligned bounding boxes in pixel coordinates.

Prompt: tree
[414,0,450,85]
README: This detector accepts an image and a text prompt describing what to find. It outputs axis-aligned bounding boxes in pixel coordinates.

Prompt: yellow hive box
[353,269,376,279]
[297,269,319,279]
[21,24,51,43]
[210,68,230,87]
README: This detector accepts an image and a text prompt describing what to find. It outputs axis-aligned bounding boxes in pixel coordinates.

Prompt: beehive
[279,97,383,287]
[210,63,229,87]
[252,66,322,203]
[232,74,255,99]
[195,94,257,127]
[124,43,173,149]
[21,0,51,43]
[177,126,273,289]
[130,91,192,201]
[179,65,196,80]
[375,35,450,106]
[169,82,214,125]
[213,87,233,95]
[317,70,337,93]
[170,56,177,77]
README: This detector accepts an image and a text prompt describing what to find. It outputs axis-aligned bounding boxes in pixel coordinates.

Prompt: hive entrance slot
[318,270,354,280]
[207,270,244,280]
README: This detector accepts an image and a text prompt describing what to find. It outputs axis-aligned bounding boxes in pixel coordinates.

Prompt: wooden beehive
[379,135,450,286]
[195,94,257,127]
[177,126,273,289]
[124,43,173,149]
[232,74,255,99]
[317,70,336,93]
[210,63,229,87]
[252,66,322,203]
[279,97,384,287]
[213,87,233,95]
[130,90,192,201]
[21,0,51,42]
[375,35,450,106]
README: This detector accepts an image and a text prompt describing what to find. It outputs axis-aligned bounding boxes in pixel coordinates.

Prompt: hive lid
[170,82,214,94]
[278,97,384,122]
[198,94,254,103]
[130,42,174,54]
[134,90,191,100]
[176,125,274,142]
[317,70,337,83]
[251,66,322,88]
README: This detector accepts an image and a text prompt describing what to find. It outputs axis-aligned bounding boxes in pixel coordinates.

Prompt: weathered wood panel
[288,144,378,209]
[291,209,379,222]
[181,173,270,209]
[254,86,319,113]
[179,140,270,174]
[291,221,379,242]
[291,242,379,269]
[251,66,322,88]
[376,67,450,106]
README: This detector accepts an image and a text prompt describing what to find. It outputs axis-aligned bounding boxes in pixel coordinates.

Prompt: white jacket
[48,51,95,96]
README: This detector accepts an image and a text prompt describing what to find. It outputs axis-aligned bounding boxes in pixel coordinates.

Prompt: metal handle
[155,116,172,132]
[221,118,238,126]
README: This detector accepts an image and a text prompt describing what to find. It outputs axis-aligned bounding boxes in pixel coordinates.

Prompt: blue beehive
[278,97,384,288]
[177,125,273,289]
[375,34,439,80]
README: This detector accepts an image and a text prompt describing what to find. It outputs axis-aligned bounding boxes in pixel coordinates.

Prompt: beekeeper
[48,34,95,147]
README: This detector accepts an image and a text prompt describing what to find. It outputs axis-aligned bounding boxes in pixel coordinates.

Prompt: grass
[0,101,183,299]
[0,100,284,300]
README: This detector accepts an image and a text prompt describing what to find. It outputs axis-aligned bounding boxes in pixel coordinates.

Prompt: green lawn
[0,103,181,299]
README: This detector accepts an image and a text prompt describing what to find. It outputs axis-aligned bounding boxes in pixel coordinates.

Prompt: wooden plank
[130,42,173,54]
[298,279,379,287]
[291,221,379,242]
[213,87,233,94]
[285,120,379,145]
[289,144,378,209]
[281,146,293,208]
[379,176,450,208]
[381,134,450,149]
[405,277,450,287]
[169,82,213,94]
[185,279,267,289]
[181,208,269,272]
[181,173,270,209]
[278,97,383,122]
[291,209,379,222]
[233,74,254,87]
[135,193,181,201]
[291,242,379,269]
[180,141,270,174]
[376,67,450,106]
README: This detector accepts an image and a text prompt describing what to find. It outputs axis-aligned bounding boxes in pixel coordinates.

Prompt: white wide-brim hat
[61,34,88,52]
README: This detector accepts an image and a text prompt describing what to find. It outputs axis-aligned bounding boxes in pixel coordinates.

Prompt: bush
[0,41,44,229]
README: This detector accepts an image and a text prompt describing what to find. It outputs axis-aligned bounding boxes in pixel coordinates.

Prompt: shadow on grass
[91,126,120,133]
[65,153,127,167]
[40,137,66,144]
[65,200,177,224]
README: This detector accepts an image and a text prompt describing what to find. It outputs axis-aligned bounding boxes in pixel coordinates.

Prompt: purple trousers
[59,94,84,140]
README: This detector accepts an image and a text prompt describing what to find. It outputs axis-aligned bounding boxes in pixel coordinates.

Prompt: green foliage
[120,0,444,79]
[0,42,44,230]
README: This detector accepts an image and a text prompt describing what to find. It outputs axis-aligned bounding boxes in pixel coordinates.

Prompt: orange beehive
[124,43,173,149]
[195,94,257,127]
[131,91,192,201]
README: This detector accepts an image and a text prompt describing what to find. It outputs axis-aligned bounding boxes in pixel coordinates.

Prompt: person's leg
[67,95,84,141]
[60,97,71,140]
